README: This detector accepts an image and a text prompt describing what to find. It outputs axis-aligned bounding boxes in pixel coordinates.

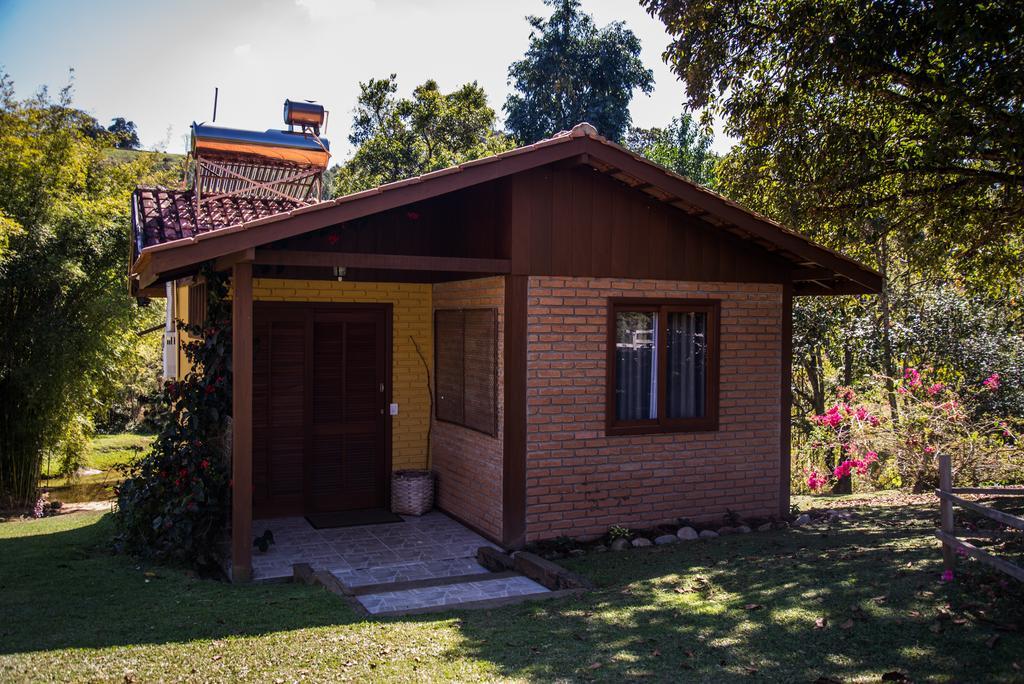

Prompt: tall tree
[332,75,511,196]
[107,117,140,150]
[641,0,1024,290]
[0,74,166,506]
[505,0,654,144]
[624,112,717,187]
[643,0,1024,486]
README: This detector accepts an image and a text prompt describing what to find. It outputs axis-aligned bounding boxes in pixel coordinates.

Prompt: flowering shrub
[800,368,1021,494]
[802,387,886,493]
[113,271,232,569]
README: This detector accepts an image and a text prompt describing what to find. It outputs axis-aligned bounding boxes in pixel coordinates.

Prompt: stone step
[349,570,521,596]
[330,556,490,588]
[356,574,550,615]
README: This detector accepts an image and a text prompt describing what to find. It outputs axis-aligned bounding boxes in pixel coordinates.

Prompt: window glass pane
[614,311,658,421]
[666,311,707,419]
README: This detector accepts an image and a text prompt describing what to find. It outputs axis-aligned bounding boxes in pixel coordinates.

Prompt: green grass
[84,432,153,472]
[40,432,152,504]
[1,496,1023,682]
[104,148,185,172]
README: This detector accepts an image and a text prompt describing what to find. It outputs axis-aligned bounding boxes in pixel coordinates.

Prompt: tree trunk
[843,345,854,387]
[877,235,899,422]
[806,348,826,415]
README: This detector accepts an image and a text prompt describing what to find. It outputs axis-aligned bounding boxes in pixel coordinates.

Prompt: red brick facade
[524,277,783,541]
[430,277,505,541]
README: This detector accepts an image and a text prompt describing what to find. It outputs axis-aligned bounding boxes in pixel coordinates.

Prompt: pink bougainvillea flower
[814,404,847,427]
[904,367,922,388]
[864,451,879,463]
[940,569,955,583]
[982,373,1001,391]
[924,446,936,456]
[927,383,945,396]
[807,469,827,491]
[834,460,855,479]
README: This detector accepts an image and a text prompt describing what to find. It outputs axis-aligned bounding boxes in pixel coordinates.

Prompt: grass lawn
[39,432,152,504]
[1,495,1023,682]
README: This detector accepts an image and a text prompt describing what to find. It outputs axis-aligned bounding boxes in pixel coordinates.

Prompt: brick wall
[252,278,433,471]
[525,277,782,541]
[431,277,505,542]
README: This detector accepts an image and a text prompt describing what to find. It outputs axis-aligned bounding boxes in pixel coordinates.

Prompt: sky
[0,0,735,160]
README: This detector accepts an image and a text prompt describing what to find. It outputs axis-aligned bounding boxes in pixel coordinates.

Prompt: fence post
[939,453,955,572]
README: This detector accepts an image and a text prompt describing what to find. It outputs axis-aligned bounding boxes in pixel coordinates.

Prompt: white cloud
[233,43,252,56]
[295,0,375,21]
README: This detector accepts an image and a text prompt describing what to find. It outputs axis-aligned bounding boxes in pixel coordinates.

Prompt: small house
[130,107,881,580]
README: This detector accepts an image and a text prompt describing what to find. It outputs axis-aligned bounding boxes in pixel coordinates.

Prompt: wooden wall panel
[528,170,553,275]
[550,170,574,275]
[266,163,789,285]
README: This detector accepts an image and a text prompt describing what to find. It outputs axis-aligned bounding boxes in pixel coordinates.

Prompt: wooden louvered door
[253,307,309,518]
[306,307,389,513]
[253,303,390,518]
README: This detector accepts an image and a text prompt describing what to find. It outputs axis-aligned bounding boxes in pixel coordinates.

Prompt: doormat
[306,509,404,529]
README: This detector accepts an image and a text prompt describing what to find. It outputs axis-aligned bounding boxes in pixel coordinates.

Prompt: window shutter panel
[188,282,207,327]
[435,310,465,424]
[463,308,497,435]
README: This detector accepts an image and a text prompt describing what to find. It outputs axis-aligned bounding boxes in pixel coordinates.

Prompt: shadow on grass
[0,514,362,655]
[437,501,1024,681]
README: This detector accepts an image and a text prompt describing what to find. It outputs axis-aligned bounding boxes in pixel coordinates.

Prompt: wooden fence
[935,453,1024,582]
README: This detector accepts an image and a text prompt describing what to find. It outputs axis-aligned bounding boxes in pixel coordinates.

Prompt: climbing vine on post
[114,268,233,569]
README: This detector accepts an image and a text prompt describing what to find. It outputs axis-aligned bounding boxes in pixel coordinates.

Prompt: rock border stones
[521,508,853,561]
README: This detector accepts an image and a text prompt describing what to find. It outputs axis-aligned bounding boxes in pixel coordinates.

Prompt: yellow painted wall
[252,279,433,471]
[173,280,191,380]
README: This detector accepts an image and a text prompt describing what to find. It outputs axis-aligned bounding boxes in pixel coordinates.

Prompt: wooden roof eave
[130,126,882,296]
[134,136,592,286]
[581,140,883,293]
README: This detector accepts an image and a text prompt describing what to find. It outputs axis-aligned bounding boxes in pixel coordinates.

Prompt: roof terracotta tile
[133,187,300,250]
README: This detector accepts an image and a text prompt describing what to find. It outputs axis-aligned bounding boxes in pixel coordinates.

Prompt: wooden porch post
[779,282,793,518]
[231,261,254,582]
[502,274,528,549]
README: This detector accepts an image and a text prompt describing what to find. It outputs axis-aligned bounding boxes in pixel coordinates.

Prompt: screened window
[607,299,719,434]
[435,308,498,436]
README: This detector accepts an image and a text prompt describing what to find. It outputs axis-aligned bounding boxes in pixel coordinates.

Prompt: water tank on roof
[190,123,330,167]
[284,99,326,134]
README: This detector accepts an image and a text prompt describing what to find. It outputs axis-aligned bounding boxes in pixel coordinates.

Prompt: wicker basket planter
[391,469,435,516]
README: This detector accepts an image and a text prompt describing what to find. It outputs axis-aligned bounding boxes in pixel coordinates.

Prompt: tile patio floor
[250,510,550,613]
[251,510,499,582]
